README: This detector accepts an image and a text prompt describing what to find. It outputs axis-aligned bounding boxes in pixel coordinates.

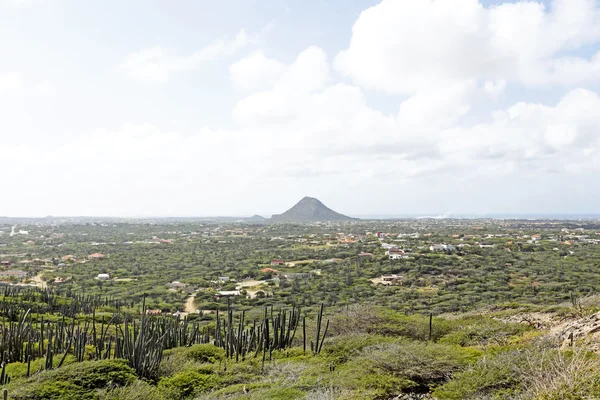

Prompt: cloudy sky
[2,0,600,218]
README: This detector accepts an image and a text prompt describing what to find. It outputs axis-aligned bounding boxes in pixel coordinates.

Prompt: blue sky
[1,0,600,217]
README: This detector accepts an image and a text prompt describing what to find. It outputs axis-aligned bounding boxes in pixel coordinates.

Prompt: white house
[217,290,240,297]
[386,248,410,260]
[430,244,456,252]
[96,273,110,280]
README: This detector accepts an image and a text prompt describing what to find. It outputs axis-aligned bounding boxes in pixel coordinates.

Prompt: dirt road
[32,272,47,289]
[184,294,196,313]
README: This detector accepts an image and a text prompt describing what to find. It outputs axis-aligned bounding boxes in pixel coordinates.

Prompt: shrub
[439,317,531,347]
[187,344,226,363]
[8,359,136,400]
[433,350,527,399]
[158,369,222,399]
[356,340,482,389]
[159,345,223,378]
[327,304,385,336]
[434,347,600,400]
[98,380,168,400]
[375,310,455,341]
[320,333,394,363]
[10,381,92,400]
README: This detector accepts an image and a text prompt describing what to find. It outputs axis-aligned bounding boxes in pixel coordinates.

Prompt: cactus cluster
[0,290,330,383]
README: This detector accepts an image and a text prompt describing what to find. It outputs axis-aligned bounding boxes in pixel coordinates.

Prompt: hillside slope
[270,197,356,222]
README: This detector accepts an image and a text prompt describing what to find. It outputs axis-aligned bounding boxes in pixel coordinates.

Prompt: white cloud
[232,46,330,124]
[118,30,254,84]
[483,80,507,96]
[2,82,599,216]
[0,0,32,8]
[335,0,600,93]
[439,89,600,175]
[4,0,600,216]
[229,51,285,91]
[0,72,21,91]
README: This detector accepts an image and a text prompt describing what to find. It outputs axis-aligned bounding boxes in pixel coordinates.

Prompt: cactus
[313,304,329,355]
[0,362,9,385]
[429,313,433,342]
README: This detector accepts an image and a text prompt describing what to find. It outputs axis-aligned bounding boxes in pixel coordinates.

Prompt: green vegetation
[0,219,599,398]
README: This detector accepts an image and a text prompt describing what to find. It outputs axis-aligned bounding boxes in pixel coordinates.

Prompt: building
[430,244,456,252]
[283,273,310,280]
[216,290,241,298]
[88,253,105,260]
[218,276,230,283]
[96,273,110,280]
[381,274,403,282]
[261,268,280,273]
[271,259,285,266]
[167,281,188,289]
[387,249,409,260]
[0,261,11,268]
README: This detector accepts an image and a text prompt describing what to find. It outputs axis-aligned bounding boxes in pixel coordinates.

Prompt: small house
[271,259,285,266]
[88,253,105,260]
[96,273,110,280]
[216,290,241,298]
[261,268,279,274]
[387,249,409,260]
[381,274,403,282]
[167,281,188,289]
[283,273,310,280]
[430,244,456,252]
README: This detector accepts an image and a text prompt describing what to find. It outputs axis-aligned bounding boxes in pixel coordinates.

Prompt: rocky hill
[270,197,356,222]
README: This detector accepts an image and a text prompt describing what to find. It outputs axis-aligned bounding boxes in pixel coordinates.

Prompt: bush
[187,344,226,363]
[159,344,224,378]
[375,310,455,341]
[158,369,222,399]
[327,304,385,336]
[320,333,394,363]
[8,359,136,400]
[355,340,482,389]
[98,380,168,400]
[11,381,92,400]
[439,317,531,347]
[434,347,600,400]
[433,350,527,399]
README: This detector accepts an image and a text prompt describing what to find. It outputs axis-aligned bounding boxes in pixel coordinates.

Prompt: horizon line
[2,213,600,221]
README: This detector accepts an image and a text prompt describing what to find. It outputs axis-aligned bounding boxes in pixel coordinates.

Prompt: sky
[2,0,600,218]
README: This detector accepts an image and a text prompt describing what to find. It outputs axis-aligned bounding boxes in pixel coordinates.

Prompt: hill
[270,196,356,222]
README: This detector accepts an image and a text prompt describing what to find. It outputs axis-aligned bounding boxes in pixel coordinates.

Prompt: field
[1,218,600,399]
